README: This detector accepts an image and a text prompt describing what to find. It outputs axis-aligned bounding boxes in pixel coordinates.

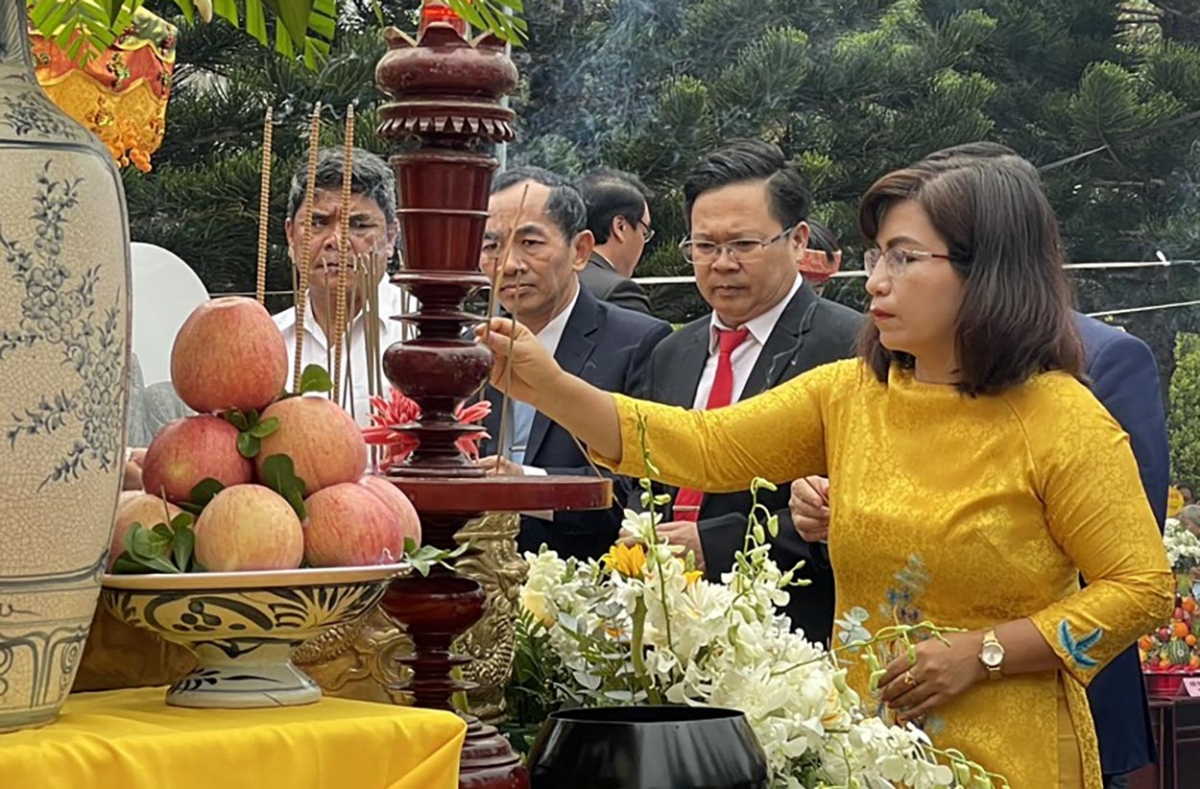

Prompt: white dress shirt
[693,274,804,409]
[273,280,409,427]
[505,281,581,477]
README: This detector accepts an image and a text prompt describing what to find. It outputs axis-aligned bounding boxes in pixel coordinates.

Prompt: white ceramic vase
[0,0,131,732]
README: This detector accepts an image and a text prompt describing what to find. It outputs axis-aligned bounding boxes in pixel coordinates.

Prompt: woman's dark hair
[856,156,1084,396]
[579,168,651,244]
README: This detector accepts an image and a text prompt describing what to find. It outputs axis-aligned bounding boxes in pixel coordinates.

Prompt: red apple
[359,475,421,546]
[108,493,182,571]
[304,483,405,567]
[142,416,254,504]
[255,397,366,495]
[194,484,304,572]
[171,297,288,414]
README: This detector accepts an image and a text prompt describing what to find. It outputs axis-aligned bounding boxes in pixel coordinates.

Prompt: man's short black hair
[491,166,587,241]
[806,220,840,263]
[683,139,811,230]
[579,168,652,244]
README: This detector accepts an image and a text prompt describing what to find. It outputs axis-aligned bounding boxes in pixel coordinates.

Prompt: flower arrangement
[1165,517,1200,576]
[362,389,490,465]
[507,417,1007,789]
[1141,518,1200,687]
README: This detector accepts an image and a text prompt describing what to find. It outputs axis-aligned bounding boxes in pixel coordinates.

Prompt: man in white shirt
[477,166,672,560]
[273,148,407,426]
[636,139,860,643]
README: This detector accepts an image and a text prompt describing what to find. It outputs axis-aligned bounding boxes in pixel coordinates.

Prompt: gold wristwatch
[979,629,1005,680]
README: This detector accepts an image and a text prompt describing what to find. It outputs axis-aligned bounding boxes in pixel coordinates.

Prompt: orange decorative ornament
[28,4,176,172]
[799,247,843,287]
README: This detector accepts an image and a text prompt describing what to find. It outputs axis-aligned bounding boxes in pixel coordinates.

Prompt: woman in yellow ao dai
[479,151,1172,789]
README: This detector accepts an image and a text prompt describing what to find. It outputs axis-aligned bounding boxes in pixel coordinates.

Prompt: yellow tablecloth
[0,687,466,789]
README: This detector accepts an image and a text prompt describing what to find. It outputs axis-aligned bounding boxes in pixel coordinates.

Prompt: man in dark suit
[789,142,1170,789]
[478,166,672,561]
[1074,313,1168,789]
[637,140,861,646]
[577,168,654,314]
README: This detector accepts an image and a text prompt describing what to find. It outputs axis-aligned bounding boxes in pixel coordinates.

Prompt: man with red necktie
[636,140,860,645]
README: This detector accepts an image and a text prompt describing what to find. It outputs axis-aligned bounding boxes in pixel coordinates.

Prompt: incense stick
[255,105,273,305]
[293,102,322,392]
[367,252,387,471]
[482,183,529,349]
[324,284,334,381]
[363,251,384,402]
[343,316,356,418]
[332,105,355,406]
[493,267,521,470]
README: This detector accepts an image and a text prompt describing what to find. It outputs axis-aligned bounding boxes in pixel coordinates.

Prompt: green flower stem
[768,621,965,679]
[630,597,662,705]
[637,415,676,658]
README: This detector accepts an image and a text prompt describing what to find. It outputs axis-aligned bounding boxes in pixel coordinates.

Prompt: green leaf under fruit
[223,409,250,431]
[402,539,472,577]
[190,478,226,507]
[172,513,196,572]
[113,514,199,575]
[248,416,279,439]
[130,522,171,560]
[260,454,308,520]
[237,432,260,458]
[111,553,147,575]
[227,410,277,459]
[123,524,181,574]
[299,364,333,395]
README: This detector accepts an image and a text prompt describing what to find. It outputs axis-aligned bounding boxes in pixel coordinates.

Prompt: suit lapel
[666,322,710,408]
[525,289,600,464]
[741,283,819,399]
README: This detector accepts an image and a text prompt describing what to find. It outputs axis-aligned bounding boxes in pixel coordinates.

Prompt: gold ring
[902,670,917,687]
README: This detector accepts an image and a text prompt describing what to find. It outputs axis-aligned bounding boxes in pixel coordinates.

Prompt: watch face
[981,642,1004,667]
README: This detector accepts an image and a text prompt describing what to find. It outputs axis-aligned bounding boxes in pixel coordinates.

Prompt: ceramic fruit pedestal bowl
[100,564,407,708]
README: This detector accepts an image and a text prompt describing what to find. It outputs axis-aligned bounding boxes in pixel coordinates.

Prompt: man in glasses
[578,168,655,314]
[635,139,861,645]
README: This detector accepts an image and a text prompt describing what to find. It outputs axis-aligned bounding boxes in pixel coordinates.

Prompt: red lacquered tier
[386,474,612,515]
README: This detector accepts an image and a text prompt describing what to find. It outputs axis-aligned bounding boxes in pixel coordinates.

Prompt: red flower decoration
[363,389,491,465]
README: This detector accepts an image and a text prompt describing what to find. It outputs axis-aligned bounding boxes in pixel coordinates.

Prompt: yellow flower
[603,543,646,579]
[1170,487,1185,518]
[684,570,703,585]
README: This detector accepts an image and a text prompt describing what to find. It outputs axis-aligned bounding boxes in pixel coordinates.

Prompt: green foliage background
[1171,332,1200,486]
[126,0,1200,437]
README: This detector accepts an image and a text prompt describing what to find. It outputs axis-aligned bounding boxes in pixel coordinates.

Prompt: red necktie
[674,327,751,521]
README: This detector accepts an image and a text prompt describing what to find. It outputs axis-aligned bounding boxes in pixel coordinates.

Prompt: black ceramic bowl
[527,705,769,789]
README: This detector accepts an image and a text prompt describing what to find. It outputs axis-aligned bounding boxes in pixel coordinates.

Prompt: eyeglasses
[637,219,655,243]
[863,247,955,277]
[679,225,796,266]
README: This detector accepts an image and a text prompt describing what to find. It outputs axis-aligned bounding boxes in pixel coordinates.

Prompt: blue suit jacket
[1075,313,1169,776]
[481,286,672,561]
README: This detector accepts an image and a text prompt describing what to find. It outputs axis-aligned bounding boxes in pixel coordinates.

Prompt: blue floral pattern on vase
[0,161,124,488]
